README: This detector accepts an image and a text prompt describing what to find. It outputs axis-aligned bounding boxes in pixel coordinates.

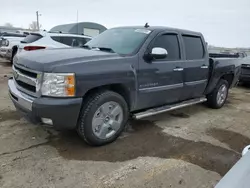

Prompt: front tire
[11,49,17,64]
[77,91,129,146]
[207,79,229,109]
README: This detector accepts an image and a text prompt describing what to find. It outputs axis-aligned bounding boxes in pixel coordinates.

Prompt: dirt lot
[1,58,250,188]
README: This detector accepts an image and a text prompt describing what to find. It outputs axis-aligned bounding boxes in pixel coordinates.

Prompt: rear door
[181,34,209,100]
[137,31,185,109]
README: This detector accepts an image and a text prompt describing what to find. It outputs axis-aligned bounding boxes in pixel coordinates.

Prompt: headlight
[41,73,75,97]
[2,39,9,46]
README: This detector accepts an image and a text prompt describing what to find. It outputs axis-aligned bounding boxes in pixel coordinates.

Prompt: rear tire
[77,90,129,146]
[207,79,229,109]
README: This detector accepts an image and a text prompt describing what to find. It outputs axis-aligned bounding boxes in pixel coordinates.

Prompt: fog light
[41,118,53,125]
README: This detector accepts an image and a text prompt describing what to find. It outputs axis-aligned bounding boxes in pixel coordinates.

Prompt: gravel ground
[0,58,250,188]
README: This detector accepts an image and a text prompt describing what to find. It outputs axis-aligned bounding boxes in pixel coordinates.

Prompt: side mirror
[150,47,168,59]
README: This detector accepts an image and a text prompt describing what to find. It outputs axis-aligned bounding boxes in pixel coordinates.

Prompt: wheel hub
[92,101,123,139]
[217,84,227,105]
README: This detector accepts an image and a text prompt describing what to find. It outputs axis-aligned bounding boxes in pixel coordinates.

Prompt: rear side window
[51,36,90,47]
[51,36,61,43]
[21,34,43,43]
[151,34,180,60]
[61,37,74,46]
[182,35,204,60]
[73,37,91,47]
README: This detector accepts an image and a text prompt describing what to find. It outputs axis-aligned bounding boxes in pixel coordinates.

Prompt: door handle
[201,65,208,69]
[173,68,184,71]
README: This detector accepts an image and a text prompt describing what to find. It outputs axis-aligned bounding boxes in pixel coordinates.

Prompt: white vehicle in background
[0,35,26,62]
[215,145,250,188]
[16,31,92,56]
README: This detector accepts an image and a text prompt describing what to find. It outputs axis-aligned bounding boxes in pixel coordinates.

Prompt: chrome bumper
[0,49,7,57]
[8,79,34,111]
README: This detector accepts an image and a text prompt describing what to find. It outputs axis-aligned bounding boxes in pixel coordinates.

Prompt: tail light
[24,46,46,51]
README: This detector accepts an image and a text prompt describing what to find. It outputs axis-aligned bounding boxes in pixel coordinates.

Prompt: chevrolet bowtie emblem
[13,70,19,80]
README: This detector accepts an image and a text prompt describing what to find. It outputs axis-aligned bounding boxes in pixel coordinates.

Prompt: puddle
[0,111,21,122]
[207,128,250,153]
[45,120,240,176]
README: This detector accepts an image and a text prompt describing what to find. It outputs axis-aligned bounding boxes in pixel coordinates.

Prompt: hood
[14,48,121,72]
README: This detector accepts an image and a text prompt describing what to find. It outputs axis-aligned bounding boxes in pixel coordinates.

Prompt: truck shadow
[46,119,244,176]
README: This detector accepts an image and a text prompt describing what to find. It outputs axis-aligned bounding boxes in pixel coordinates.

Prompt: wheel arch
[81,83,135,111]
[205,72,234,94]
[220,73,234,87]
[12,45,18,57]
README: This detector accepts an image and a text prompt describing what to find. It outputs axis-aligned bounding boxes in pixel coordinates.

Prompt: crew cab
[8,26,242,146]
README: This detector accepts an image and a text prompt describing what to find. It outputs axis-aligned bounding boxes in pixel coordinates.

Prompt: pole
[76,10,79,34]
[36,11,40,31]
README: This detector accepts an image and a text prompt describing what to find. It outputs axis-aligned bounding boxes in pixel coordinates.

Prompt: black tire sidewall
[78,91,129,146]
[11,50,17,64]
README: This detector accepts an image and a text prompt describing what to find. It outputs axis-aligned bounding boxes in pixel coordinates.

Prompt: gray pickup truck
[8,26,242,145]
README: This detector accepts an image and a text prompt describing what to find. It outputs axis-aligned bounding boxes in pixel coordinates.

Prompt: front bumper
[8,79,82,130]
[0,47,12,59]
[0,48,8,58]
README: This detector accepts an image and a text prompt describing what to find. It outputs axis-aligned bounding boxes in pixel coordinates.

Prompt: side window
[73,37,90,47]
[151,34,180,60]
[51,36,62,43]
[182,35,204,60]
[51,36,91,47]
[61,37,74,46]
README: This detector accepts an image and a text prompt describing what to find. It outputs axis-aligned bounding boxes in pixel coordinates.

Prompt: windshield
[85,28,151,55]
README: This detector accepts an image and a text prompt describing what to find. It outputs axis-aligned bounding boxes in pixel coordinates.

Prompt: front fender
[75,61,138,110]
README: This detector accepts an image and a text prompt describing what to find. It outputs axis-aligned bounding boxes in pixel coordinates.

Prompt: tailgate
[241,64,250,75]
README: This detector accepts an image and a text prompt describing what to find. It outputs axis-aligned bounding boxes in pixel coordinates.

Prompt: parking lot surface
[0,58,250,188]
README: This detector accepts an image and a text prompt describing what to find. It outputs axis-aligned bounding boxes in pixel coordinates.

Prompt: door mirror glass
[151,47,168,59]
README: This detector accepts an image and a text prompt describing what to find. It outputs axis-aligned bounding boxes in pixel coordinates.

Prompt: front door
[137,32,185,110]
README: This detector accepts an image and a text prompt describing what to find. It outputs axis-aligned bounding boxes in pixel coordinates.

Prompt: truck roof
[114,26,203,36]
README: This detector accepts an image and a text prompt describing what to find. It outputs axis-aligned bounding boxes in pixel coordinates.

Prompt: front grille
[13,65,39,96]
[16,80,36,92]
[14,65,37,78]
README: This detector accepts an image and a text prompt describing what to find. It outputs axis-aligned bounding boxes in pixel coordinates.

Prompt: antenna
[144,23,149,28]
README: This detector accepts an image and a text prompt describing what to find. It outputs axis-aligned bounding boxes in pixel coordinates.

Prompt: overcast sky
[1,0,250,47]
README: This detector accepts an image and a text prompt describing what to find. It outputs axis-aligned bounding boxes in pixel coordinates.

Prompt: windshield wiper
[92,46,115,53]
